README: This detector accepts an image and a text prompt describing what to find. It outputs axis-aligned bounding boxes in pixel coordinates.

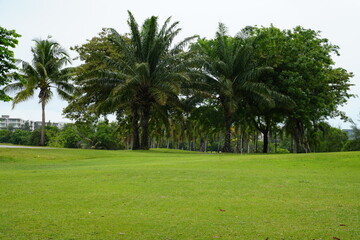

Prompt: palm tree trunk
[140,105,150,150]
[222,110,232,152]
[131,109,140,150]
[40,99,46,146]
[254,130,258,153]
[263,128,269,153]
[217,132,222,152]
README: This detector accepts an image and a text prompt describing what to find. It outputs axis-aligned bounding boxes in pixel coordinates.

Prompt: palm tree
[75,11,197,150]
[195,24,271,152]
[5,38,72,145]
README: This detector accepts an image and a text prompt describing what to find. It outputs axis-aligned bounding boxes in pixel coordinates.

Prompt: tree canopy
[5,38,72,145]
[3,14,354,153]
[0,26,21,101]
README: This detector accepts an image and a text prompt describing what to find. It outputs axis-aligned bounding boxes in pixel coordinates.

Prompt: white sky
[0,0,359,127]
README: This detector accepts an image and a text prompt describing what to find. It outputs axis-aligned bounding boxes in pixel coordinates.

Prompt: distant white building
[34,121,66,130]
[0,115,34,130]
[0,115,66,130]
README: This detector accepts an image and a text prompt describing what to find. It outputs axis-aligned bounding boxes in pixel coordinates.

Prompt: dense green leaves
[0,27,21,101]
[192,24,273,152]
[68,11,197,150]
[3,15,354,153]
[249,26,354,152]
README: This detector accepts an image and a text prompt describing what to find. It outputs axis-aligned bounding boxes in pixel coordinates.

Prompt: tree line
[1,11,357,153]
[1,120,359,153]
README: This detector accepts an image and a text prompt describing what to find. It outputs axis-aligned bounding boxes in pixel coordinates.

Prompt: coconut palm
[5,38,72,145]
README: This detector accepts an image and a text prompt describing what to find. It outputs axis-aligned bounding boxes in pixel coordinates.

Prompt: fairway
[0,148,359,240]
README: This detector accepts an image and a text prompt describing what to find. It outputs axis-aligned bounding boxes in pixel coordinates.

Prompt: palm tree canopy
[75,11,197,116]
[194,23,273,114]
[5,38,72,107]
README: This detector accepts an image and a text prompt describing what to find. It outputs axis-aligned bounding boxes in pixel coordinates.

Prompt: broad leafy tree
[0,27,21,101]
[249,26,354,153]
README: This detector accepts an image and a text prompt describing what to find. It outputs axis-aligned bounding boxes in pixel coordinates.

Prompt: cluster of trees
[1,12,357,153]
[1,120,359,152]
[0,121,123,149]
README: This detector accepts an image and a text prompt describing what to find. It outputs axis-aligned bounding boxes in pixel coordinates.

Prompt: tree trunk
[217,132,222,152]
[274,130,277,153]
[253,117,270,154]
[188,135,192,151]
[194,135,197,151]
[204,137,208,152]
[131,108,140,150]
[40,99,46,146]
[140,105,150,150]
[222,110,232,152]
[200,137,205,152]
[263,128,269,153]
[293,119,311,153]
[254,131,258,153]
[247,139,250,153]
[240,133,243,154]
[298,120,307,152]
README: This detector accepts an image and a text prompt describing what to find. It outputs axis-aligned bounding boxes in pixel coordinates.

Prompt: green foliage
[6,38,73,106]
[9,129,31,145]
[47,122,124,150]
[0,26,21,101]
[310,122,348,152]
[30,125,59,146]
[48,124,82,148]
[68,11,197,150]
[91,122,122,149]
[343,124,360,151]
[343,139,360,151]
[0,129,12,143]
[249,26,354,153]
[5,38,73,145]
[0,129,31,145]
[193,24,272,152]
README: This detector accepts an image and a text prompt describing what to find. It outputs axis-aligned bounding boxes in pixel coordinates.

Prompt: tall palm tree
[5,38,72,145]
[76,11,197,150]
[195,24,272,152]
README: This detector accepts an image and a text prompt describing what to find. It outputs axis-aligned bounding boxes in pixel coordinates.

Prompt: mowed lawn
[0,148,359,240]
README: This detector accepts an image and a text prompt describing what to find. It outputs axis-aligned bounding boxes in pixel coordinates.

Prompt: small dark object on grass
[339,224,346,226]
[333,237,340,240]
[219,209,226,212]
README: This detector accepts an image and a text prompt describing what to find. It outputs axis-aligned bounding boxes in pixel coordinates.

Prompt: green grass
[0,148,359,240]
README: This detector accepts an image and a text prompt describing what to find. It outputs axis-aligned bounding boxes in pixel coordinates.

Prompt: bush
[9,129,31,145]
[48,124,82,148]
[0,129,31,145]
[342,139,360,151]
[0,130,11,143]
[30,126,59,146]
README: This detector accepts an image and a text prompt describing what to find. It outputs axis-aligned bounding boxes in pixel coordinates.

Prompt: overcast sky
[1,0,359,127]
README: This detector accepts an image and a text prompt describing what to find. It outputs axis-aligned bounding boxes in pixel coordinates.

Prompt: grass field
[0,147,359,240]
